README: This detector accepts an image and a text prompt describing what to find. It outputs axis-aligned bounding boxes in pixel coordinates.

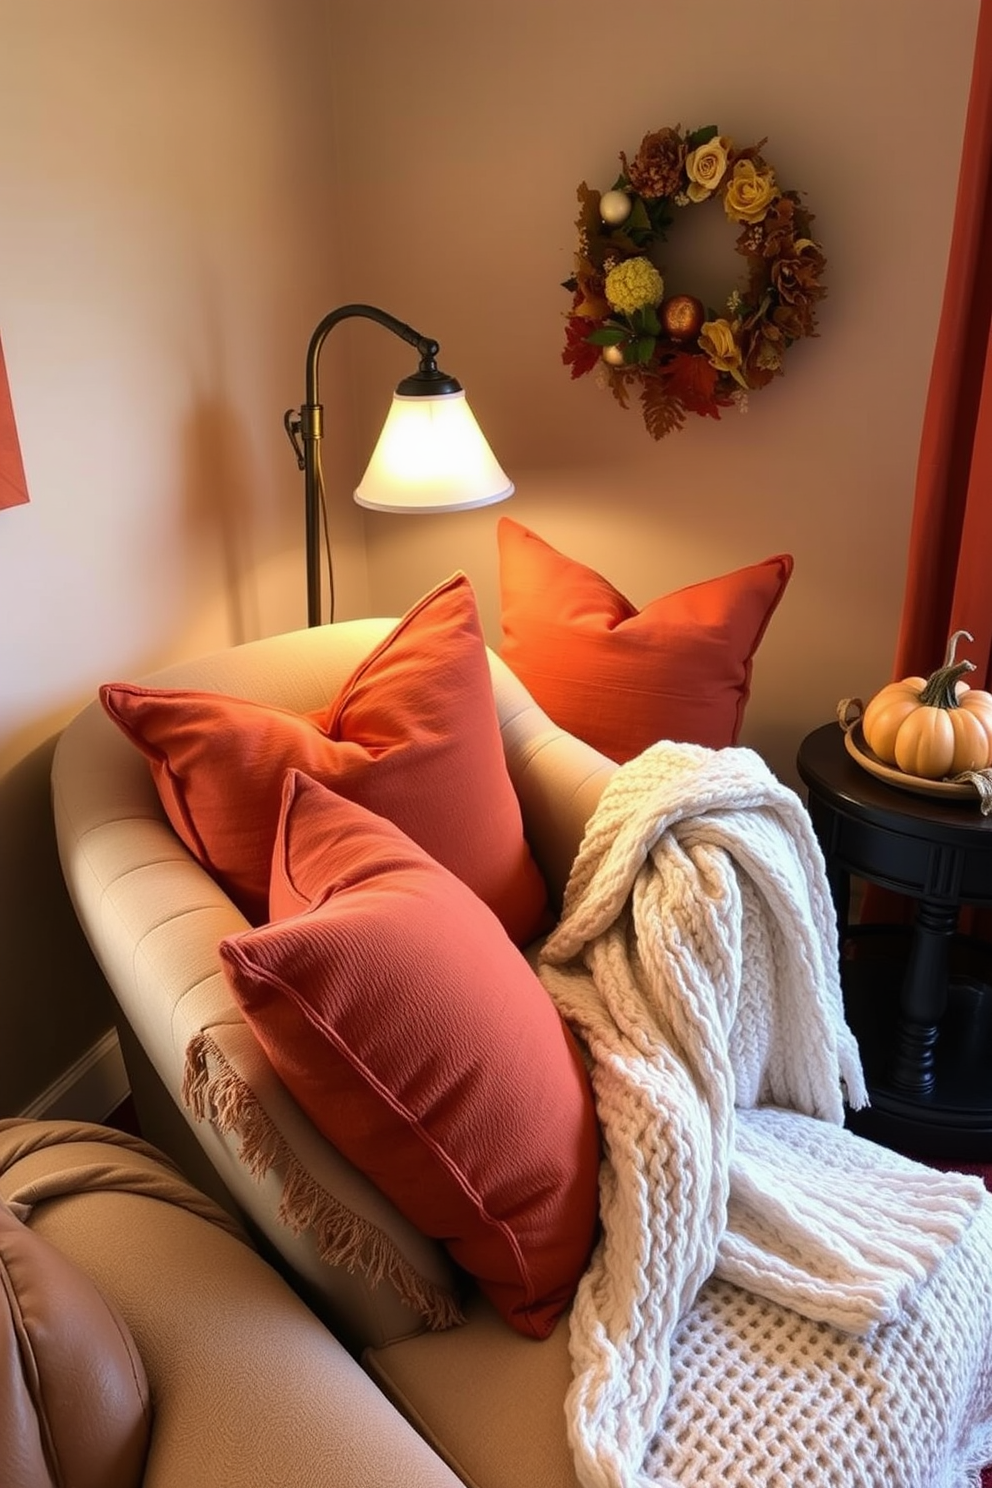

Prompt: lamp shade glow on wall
[355,389,513,513]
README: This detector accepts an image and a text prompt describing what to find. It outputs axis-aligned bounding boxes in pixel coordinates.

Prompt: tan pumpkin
[862,629,992,780]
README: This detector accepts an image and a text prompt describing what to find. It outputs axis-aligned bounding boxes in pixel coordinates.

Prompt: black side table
[797,722,992,1159]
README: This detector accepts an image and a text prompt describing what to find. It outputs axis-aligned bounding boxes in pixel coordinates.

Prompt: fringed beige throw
[183,1030,463,1330]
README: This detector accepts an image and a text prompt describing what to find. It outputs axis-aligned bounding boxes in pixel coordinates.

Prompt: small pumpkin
[862,630,992,779]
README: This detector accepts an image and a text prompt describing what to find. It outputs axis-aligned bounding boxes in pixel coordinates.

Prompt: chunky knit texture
[539,741,992,1488]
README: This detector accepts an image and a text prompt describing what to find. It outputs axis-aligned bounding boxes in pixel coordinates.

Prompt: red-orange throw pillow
[100,572,549,943]
[220,770,601,1340]
[497,517,793,763]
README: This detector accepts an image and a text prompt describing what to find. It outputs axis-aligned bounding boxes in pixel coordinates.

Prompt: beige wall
[0,0,981,1110]
[0,1,360,1112]
[327,0,980,783]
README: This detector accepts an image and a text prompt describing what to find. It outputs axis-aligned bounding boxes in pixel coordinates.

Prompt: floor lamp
[284,303,514,626]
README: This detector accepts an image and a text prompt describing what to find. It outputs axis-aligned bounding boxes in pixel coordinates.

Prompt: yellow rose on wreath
[685,136,731,202]
[699,318,749,389]
[724,159,779,224]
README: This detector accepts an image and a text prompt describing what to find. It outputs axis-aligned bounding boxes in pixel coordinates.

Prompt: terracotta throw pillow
[497,517,793,763]
[220,769,601,1340]
[100,572,549,944]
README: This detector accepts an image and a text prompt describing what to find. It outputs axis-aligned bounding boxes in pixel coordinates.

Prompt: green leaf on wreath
[625,197,652,236]
[685,124,718,149]
[642,196,674,239]
[606,230,645,256]
[586,326,628,346]
[632,336,656,365]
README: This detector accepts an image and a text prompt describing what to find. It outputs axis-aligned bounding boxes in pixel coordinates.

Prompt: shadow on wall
[0,736,116,1114]
[180,391,262,649]
[177,262,271,650]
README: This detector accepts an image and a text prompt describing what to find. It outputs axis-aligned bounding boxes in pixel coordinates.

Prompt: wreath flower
[562,123,827,440]
[605,258,664,316]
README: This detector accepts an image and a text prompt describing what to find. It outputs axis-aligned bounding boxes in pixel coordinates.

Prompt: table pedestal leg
[888,898,956,1096]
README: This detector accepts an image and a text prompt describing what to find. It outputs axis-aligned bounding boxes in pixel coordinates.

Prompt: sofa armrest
[50,695,460,1351]
[488,652,616,907]
[0,1121,465,1488]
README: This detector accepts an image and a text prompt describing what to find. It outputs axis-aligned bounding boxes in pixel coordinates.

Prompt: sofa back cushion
[497,516,793,763]
[0,1197,150,1488]
[218,770,601,1340]
[100,572,549,945]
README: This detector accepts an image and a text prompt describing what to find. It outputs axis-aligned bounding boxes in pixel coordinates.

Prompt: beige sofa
[51,619,614,1487]
[0,1116,467,1488]
[50,618,992,1488]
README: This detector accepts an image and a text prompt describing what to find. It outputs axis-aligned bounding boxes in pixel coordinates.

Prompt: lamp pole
[285,305,458,627]
[285,302,512,627]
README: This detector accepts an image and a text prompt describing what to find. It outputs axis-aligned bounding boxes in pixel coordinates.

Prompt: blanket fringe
[182,1031,464,1331]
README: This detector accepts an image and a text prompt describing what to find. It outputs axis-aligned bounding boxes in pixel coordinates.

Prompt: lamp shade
[354,390,514,513]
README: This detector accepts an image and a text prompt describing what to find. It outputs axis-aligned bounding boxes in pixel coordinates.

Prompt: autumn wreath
[562,124,827,440]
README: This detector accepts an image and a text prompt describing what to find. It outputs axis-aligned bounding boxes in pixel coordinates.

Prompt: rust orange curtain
[0,333,28,510]
[893,0,992,686]
[861,3,992,943]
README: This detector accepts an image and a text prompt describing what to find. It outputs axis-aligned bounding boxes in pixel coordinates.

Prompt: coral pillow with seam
[220,769,601,1339]
[100,571,550,945]
[497,516,793,764]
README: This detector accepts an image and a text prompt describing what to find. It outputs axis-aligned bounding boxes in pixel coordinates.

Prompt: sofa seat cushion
[0,1193,151,1488]
[100,572,549,945]
[217,770,601,1340]
[0,1119,467,1488]
[367,1197,992,1488]
[497,516,793,764]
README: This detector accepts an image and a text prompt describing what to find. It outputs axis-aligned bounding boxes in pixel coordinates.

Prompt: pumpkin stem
[919,658,976,709]
[944,629,974,668]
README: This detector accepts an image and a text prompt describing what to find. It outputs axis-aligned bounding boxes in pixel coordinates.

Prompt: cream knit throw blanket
[538,741,990,1488]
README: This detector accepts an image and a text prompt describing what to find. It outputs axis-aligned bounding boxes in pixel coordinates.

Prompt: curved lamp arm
[284,303,512,627]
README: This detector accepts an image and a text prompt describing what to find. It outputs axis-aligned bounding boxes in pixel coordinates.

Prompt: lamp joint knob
[283,409,305,470]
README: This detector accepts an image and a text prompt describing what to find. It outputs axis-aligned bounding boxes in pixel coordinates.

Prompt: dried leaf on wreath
[729,136,769,167]
[574,287,612,320]
[640,378,686,439]
[663,352,728,419]
[574,181,602,238]
[606,370,632,411]
[601,228,643,257]
[574,182,614,270]
[567,260,611,321]
[561,316,602,380]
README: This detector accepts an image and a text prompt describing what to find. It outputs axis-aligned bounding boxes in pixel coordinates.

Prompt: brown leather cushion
[0,1196,150,1488]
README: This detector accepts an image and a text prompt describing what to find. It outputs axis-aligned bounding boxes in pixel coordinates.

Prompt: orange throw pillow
[497,517,793,763]
[220,770,601,1340]
[100,572,549,943]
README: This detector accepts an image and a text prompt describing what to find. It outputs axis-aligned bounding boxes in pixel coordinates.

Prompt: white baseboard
[20,1029,129,1123]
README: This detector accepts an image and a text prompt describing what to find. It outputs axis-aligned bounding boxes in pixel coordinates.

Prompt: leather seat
[0,1118,465,1488]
